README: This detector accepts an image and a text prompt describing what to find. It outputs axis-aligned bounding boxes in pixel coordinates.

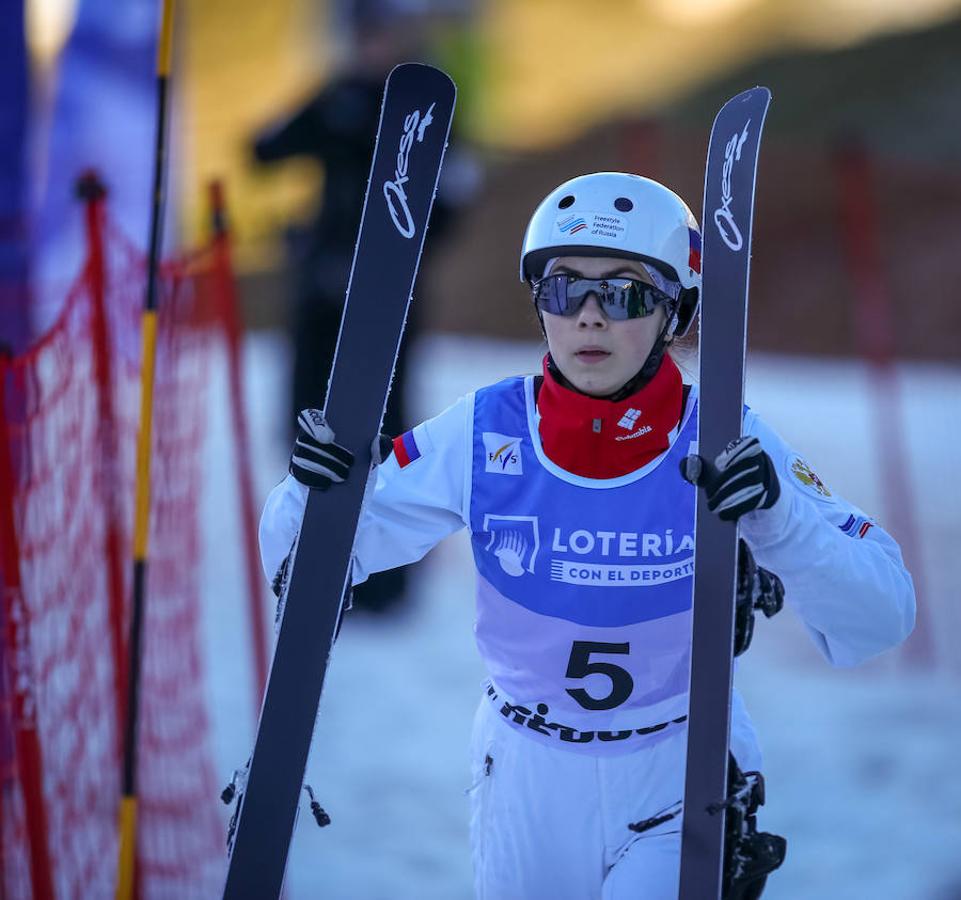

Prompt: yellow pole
[115,1,176,897]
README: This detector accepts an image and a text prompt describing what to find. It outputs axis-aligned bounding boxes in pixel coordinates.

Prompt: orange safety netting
[1,192,227,898]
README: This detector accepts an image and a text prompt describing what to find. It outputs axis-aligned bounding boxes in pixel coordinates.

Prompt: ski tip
[726,85,772,105]
[711,86,771,128]
[386,61,457,93]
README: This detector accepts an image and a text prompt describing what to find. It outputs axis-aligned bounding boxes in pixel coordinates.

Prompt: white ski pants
[467,697,687,900]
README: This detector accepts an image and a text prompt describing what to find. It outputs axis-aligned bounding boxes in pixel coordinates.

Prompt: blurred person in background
[261,173,915,897]
[252,0,479,613]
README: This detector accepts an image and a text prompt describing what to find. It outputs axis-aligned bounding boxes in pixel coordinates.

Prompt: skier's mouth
[575,348,611,363]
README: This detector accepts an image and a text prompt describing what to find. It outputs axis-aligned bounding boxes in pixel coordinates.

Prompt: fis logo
[482,515,540,577]
[483,432,523,475]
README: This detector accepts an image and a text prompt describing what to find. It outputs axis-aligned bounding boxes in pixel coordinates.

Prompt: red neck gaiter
[537,354,684,479]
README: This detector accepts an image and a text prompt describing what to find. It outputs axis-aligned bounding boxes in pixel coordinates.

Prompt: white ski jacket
[260,380,915,765]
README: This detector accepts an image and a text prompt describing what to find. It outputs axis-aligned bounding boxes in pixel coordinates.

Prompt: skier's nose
[576,294,607,328]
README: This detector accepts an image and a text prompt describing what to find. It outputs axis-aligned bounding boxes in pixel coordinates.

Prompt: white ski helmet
[520,173,702,335]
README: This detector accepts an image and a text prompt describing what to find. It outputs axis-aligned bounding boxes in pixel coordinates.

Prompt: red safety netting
[1,190,227,898]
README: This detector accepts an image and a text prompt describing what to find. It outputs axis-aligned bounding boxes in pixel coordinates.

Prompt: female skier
[259,173,916,899]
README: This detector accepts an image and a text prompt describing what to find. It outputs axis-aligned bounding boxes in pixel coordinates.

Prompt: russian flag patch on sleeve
[393,430,422,468]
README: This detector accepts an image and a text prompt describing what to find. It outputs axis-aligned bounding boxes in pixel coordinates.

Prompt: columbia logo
[617,408,642,430]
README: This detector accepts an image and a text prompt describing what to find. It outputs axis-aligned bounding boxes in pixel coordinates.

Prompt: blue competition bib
[467,376,701,752]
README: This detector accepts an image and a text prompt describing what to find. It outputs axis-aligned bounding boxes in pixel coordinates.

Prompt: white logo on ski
[383,102,436,239]
[713,120,750,252]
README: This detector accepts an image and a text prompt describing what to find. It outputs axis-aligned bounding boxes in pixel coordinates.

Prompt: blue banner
[33,0,158,333]
[0,3,30,353]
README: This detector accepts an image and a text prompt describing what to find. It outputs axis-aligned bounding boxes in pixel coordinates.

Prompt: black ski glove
[734,539,784,657]
[681,436,780,522]
[289,408,394,490]
[290,409,354,490]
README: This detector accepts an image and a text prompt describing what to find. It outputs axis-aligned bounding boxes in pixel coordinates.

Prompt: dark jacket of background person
[253,64,475,611]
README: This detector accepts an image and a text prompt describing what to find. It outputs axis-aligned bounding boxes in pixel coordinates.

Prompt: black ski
[678,87,771,900]
[221,63,455,899]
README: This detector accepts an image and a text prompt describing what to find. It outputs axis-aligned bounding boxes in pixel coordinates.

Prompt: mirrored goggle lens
[532,275,670,321]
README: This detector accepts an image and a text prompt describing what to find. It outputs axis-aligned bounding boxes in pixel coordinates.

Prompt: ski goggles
[531,273,678,321]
